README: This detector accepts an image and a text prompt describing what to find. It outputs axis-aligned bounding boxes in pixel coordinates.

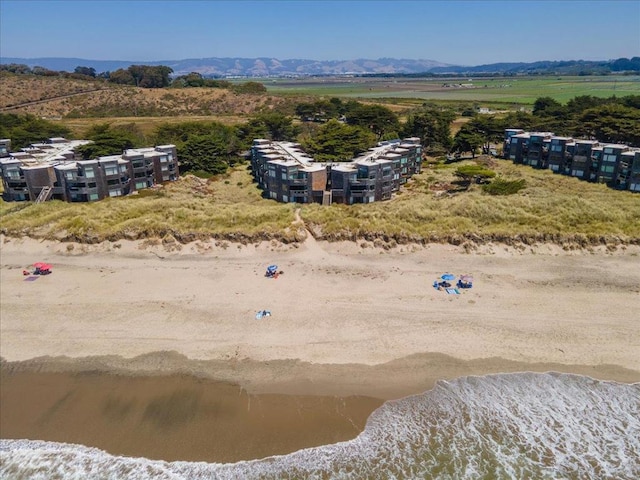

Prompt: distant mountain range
[1,56,639,77]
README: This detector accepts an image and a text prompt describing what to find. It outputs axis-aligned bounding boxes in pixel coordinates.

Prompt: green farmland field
[263,75,640,106]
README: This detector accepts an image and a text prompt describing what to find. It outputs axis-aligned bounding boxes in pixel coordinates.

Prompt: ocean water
[1,372,638,480]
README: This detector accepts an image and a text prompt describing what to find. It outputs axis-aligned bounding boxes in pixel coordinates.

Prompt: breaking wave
[1,372,639,479]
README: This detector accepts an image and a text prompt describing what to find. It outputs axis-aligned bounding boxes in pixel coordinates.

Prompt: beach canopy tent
[265,265,278,277]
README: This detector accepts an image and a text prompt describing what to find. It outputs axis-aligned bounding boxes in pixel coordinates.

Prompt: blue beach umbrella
[441,273,456,281]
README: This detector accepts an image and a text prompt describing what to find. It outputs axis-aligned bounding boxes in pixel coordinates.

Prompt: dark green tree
[301,119,375,162]
[0,63,32,74]
[108,68,135,85]
[76,123,145,159]
[74,66,96,77]
[452,125,484,157]
[402,107,455,152]
[463,115,505,153]
[0,113,70,149]
[241,112,300,142]
[345,104,400,140]
[179,127,242,175]
[576,104,640,145]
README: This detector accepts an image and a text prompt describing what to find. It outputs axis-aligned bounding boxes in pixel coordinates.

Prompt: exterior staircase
[35,186,53,203]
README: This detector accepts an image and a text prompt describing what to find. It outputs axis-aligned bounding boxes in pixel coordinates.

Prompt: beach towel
[446,288,460,295]
[24,276,39,282]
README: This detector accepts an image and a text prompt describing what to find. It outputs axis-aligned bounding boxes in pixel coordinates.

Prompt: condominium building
[504,129,638,192]
[0,138,179,202]
[251,138,422,205]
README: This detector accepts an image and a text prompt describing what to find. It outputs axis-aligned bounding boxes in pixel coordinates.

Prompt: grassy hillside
[0,73,296,120]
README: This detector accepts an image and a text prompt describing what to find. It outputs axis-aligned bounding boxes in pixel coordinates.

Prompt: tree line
[1,64,267,93]
[2,94,638,178]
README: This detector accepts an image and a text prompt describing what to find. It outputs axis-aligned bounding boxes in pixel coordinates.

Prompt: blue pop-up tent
[265,265,278,277]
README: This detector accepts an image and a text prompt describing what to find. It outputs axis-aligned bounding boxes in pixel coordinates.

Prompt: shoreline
[2,354,638,463]
[2,350,639,400]
[2,234,639,462]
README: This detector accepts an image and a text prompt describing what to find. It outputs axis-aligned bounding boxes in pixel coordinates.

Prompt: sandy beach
[1,234,639,461]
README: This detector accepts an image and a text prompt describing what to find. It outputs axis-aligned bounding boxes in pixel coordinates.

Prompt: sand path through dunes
[1,235,639,377]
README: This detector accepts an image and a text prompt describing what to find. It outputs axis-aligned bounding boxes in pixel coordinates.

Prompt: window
[89,193,99,201]
[135,181,147,189]
[6,168,20,179]
[65,172,75,180]
[109,189,122,197]
[84,168,95,178]
[88,182,97,188]
[104,165,118,176]
[119,165,128,173]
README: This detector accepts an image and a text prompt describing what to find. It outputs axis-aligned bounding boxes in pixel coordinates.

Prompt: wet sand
[0,370,382,463]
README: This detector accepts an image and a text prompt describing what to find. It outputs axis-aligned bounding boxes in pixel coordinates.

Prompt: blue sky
[1,0,638,65]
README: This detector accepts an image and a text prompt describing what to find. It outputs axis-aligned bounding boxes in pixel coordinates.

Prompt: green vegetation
[265,75,640,106]
[454,165,496,189]
[0,113,71,149]
[76,123,146,158]
[482,177,527,196]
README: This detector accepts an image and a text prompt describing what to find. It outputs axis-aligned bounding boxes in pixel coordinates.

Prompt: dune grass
[0,168,300,243]
[298,160,640,246]
[1,161,638,246]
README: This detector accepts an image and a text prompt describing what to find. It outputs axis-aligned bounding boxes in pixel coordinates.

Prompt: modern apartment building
[523,132,553,168]
[251,138,422,205]
[0,138,179,202]
[622,150,640,192]
[504,129,638,192]
[570,140,600,181]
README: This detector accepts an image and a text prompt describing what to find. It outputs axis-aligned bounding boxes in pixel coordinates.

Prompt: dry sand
[1,234,639,461]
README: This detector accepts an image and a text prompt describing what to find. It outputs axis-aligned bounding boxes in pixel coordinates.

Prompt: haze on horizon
[1,0,638,66]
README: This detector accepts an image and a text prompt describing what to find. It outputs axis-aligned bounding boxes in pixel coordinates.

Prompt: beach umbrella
[33,262,52,270]
[441,273,455,281]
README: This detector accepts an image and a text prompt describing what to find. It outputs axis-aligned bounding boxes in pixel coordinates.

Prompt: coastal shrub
[483,178,527,195]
